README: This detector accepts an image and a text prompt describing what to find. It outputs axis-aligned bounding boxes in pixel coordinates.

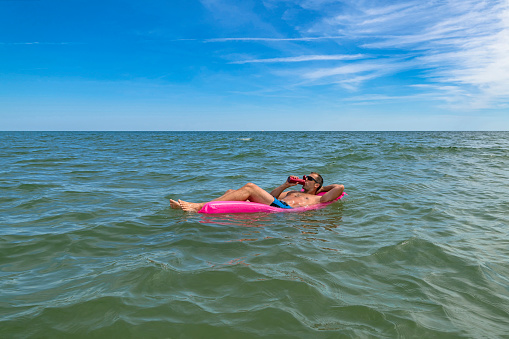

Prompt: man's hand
[286,175,300,187]
[270,175,298,198]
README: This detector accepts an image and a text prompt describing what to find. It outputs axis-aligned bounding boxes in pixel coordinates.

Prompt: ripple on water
[1,131,509,337]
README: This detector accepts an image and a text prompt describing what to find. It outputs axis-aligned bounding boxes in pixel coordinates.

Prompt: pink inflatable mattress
[199,192,346,214]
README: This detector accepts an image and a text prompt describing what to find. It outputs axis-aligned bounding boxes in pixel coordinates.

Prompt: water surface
[1,131,508,337]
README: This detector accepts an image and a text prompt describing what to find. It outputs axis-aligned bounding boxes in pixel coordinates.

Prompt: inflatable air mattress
[199,192,346,214]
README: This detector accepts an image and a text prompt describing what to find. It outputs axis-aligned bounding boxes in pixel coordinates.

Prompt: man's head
[304,172,323,194]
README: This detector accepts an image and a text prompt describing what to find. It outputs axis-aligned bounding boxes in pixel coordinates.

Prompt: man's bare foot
[170,199,182,209]
[178,200,205,212]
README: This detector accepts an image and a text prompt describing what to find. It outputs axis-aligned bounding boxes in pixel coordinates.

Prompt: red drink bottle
[287,176,305,185]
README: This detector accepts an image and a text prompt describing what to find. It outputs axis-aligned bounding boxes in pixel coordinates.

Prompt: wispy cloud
[231,54,365,64]
[0,42,81,45]
[302,0,509,108]
[200,0,508,108]
[300,57,416,90]
[205,36,344,42]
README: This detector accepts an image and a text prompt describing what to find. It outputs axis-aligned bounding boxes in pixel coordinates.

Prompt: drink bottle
[287,176,305,185]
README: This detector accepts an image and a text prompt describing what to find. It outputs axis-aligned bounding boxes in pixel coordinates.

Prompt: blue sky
[1,0,508,131]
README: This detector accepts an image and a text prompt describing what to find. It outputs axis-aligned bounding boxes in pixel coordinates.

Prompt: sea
[1,131,508,338]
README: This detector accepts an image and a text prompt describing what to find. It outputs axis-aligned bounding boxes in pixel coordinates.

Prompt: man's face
[304,174,319,191]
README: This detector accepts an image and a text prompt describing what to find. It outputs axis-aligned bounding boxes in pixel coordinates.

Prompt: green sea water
[1,131,508,338]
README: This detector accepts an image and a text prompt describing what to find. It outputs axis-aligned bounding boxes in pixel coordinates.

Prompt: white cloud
[301,0,509,108]
[204,0,509,109]
[0,42,77,45]
[299,55,417,90]
[231,54,366,64]
[205,37,344,42]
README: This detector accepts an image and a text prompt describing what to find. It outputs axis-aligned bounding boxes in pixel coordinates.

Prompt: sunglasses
[304,175,318,183]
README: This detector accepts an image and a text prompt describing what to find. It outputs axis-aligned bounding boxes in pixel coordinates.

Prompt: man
[170,172,344,212]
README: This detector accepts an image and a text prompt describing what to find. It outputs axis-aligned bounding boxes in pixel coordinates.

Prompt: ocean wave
[2,131,508,337]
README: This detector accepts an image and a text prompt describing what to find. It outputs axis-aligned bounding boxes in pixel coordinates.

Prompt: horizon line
[1,130,506,133]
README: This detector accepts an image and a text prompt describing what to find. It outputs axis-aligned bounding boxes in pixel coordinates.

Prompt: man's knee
[243,182,260,191]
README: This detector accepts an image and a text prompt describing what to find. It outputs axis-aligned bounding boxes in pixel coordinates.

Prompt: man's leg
[209,183,274,204]
[170,188,253,210]
[212,189,236,201]
[175,183,275,212]
[170,189,236,209]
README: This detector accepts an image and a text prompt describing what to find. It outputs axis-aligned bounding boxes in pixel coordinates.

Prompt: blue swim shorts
[270,198,292,209]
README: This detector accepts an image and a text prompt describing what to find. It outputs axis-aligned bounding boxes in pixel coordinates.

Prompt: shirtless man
[170,172,344,212]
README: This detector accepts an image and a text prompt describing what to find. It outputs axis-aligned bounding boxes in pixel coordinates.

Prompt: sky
[1,0,508,131]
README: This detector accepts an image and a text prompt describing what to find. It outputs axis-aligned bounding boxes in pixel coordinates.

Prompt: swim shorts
[270,198,293,209]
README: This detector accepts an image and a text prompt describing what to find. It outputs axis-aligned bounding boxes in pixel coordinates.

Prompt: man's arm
[319,184,345,202]
[270,177,298,198]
